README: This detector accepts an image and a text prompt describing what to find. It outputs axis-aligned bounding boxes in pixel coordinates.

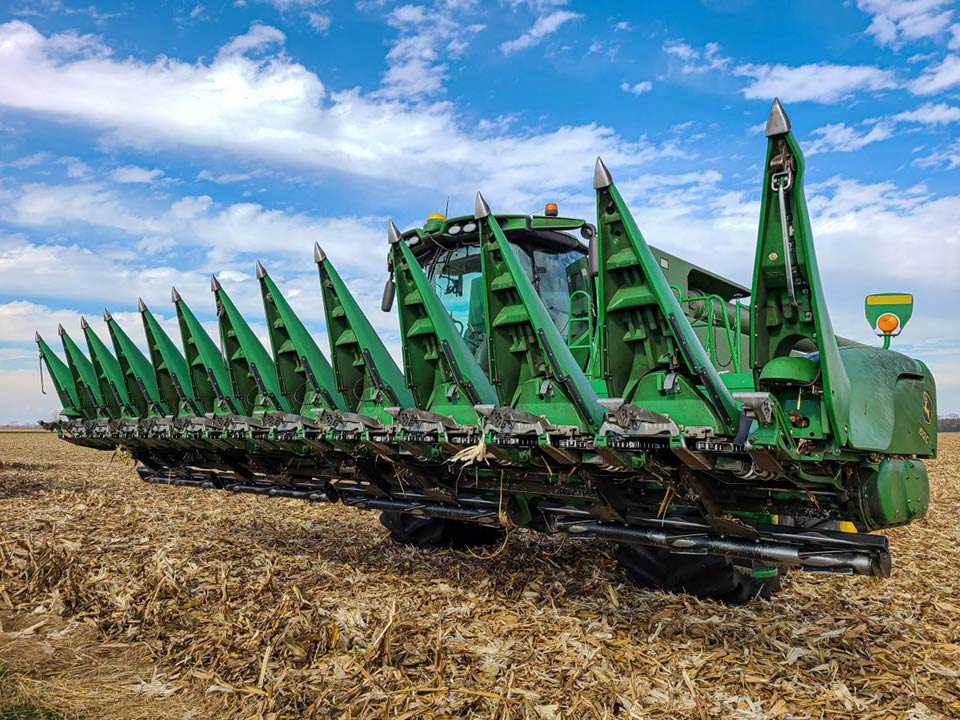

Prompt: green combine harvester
[36,100,936,603]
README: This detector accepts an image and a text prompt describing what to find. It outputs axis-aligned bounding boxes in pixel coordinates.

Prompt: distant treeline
[940,415,960,433]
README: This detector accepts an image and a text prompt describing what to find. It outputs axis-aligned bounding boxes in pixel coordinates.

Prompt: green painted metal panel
[212,276,290,416]
[314,243,414,422]
[854,458,929,529]
[59,325,108,418]
[105,310,166,417]
[389,221,498,425]
[592,162,739,434]
[257,262,346,415]
[476,194,604,432]
[140,300,201,416]
[172,288,241,416]
[750,99,851,445]
[82,318,135,418]
[35,333,84,418]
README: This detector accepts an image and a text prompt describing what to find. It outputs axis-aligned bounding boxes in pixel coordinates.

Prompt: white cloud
[736,62,898,103]
[197,169,259,183]
[913,138,960,169]
[63,158,92,178]
[217,22,286,58]
[910,54,960,94]
[254,0,319,9]
[2,179,388,274]
[44,29,112,60]
[0,20,679,206]
[109,165,165,183]
[663,39,899,104]
[0,300,84,345]
[375,5,484,100]
[663,40,730,73]
[306,12,331,33]
[0,369,62,424]
[619,80,652,95]
[804,102,960,155]
[500,10,581,54]
[856,0,955,48]
[614,21,631,32]
[894,101,960,124]
[806,121,896,154]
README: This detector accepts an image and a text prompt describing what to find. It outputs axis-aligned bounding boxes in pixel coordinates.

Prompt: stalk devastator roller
[36,100,937,603]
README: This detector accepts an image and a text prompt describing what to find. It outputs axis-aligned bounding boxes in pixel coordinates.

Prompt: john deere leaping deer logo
[921,392,933,425]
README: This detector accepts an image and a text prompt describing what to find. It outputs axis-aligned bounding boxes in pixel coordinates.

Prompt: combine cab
[36,100,936,603]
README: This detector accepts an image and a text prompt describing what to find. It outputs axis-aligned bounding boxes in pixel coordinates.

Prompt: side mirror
[381,275,396,313]
[588,233,599,277]
[865,293,913,347]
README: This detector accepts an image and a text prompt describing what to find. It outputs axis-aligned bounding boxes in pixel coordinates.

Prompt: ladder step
[491,272,516,291]
[607,248,640,270]
[334,329,358,347]
[609,286,656,312]
[492,304,529,327]
[407,318,435,337]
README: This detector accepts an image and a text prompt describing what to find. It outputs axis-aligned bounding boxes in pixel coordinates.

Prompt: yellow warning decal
[866,294,912,305]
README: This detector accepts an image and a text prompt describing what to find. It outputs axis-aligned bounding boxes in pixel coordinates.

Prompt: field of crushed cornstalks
[0,431,958,719]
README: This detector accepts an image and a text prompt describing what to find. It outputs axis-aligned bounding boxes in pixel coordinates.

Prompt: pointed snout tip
[474,191,491,220]
[593,156,613,190]
[765,97,791,138]
[387,219,403,245]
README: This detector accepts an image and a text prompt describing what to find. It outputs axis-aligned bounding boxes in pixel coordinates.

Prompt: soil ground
[1,431,958,719]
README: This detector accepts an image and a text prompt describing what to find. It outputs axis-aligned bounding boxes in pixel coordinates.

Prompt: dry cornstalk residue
[1,431,958,719]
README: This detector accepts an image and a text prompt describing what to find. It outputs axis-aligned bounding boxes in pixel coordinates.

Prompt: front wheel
[616,544,782,604]
[379,511,505,550]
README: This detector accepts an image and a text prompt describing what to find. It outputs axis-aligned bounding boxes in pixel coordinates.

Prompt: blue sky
[0,0,958,422]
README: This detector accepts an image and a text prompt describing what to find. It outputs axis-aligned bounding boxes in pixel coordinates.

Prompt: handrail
[669,285,743,373]
[566,289,594,350]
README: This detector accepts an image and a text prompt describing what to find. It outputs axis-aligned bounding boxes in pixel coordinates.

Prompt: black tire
[379,511,505,550]
[616,544,781,604]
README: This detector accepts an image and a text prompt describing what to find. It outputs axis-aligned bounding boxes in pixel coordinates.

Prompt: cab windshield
[424,239,591,366]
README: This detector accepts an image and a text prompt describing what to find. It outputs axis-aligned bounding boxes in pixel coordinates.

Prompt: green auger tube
[314,243,414,424]
[256,260,346,416]
[475,192,604,434]
[104,308,167,417]
[386,219,498,429]
[211,275,290,417]
[139,298,203,417]
[58,323,108,419]
[172,287,242,416]
[35,332,83,419]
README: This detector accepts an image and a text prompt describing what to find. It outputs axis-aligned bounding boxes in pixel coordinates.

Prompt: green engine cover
[854,458,929,530]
